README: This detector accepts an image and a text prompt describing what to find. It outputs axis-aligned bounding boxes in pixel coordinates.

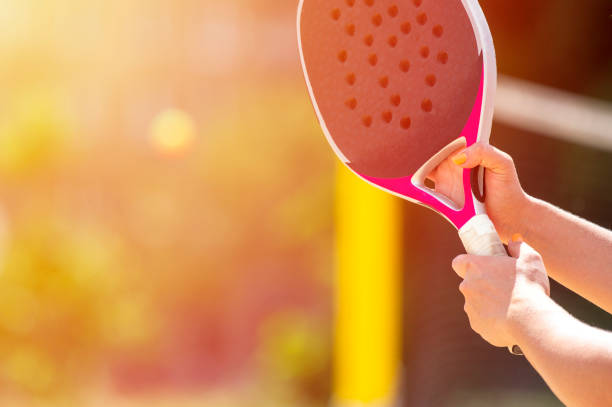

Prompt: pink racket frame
[298,0,497,230]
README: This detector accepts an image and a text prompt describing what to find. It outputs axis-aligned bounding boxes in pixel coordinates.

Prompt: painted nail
[512,233,524,242]
[452,153,467,165]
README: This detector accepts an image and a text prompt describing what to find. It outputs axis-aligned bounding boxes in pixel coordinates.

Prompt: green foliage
[0,88,73,177]
[0,213,153,395]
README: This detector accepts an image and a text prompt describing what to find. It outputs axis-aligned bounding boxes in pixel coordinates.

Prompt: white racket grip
[458,214,506,257]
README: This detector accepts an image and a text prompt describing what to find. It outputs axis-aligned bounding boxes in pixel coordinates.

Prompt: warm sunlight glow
[150,109,196,155]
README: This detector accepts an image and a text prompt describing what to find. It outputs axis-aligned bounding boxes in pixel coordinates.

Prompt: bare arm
[520,196,612,313]
[509,287,612,407]
[453,241,612,407]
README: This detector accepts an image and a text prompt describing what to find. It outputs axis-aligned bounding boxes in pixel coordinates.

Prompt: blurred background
[0,0,609,406]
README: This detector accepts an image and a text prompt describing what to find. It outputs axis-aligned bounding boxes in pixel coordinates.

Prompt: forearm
[519,196,612,313]
[509,290,612,407]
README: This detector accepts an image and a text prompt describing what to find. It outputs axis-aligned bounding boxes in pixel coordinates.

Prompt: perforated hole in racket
[300,0,482,179]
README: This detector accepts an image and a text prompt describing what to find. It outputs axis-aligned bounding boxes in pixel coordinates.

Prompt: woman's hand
[451,237,551,348]
[428,143,530,242]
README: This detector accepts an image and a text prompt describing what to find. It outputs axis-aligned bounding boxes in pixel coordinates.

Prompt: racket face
[298,0,496,229]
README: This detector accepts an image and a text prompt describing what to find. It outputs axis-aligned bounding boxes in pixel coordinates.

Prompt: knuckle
[525,266,544,281]
[500,156,515,172]
[500,151,513,165]
[525,252,543,265]
[452,255,467,268]
[464,259,479,272]
[471,276,489,292]
[467,316,479,332]
[467,263,483,278]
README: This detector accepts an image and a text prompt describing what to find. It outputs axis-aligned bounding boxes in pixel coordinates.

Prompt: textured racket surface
[300,0,482,179]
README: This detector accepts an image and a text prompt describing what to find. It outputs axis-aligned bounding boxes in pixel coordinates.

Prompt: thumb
[452,142,514,175]
[451,254,473,279]
[507,239,523,259]
[507,234,537,259]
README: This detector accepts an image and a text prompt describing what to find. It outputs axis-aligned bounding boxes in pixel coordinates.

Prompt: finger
[452,143,513,175]
[507,239,523,259]
[458,280,469,296]
[507,233,538,259]
[428,150,463,182]
[463,304,482,333]
[452,254,474,279]
[426,164,439,183]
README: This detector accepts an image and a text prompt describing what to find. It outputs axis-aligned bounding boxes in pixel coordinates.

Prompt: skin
[428,143,612,406]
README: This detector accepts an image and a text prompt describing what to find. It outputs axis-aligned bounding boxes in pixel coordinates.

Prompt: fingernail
[512,233,523,242]
[452,153,467,165]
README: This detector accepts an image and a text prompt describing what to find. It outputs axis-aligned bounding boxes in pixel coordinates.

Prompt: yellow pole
[333,163,403,406]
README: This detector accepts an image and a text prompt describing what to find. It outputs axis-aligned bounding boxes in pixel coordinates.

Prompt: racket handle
[458,214,506,257]
[458,215,524,356]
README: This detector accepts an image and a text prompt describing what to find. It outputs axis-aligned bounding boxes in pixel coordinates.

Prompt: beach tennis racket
[298,0,522,355]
